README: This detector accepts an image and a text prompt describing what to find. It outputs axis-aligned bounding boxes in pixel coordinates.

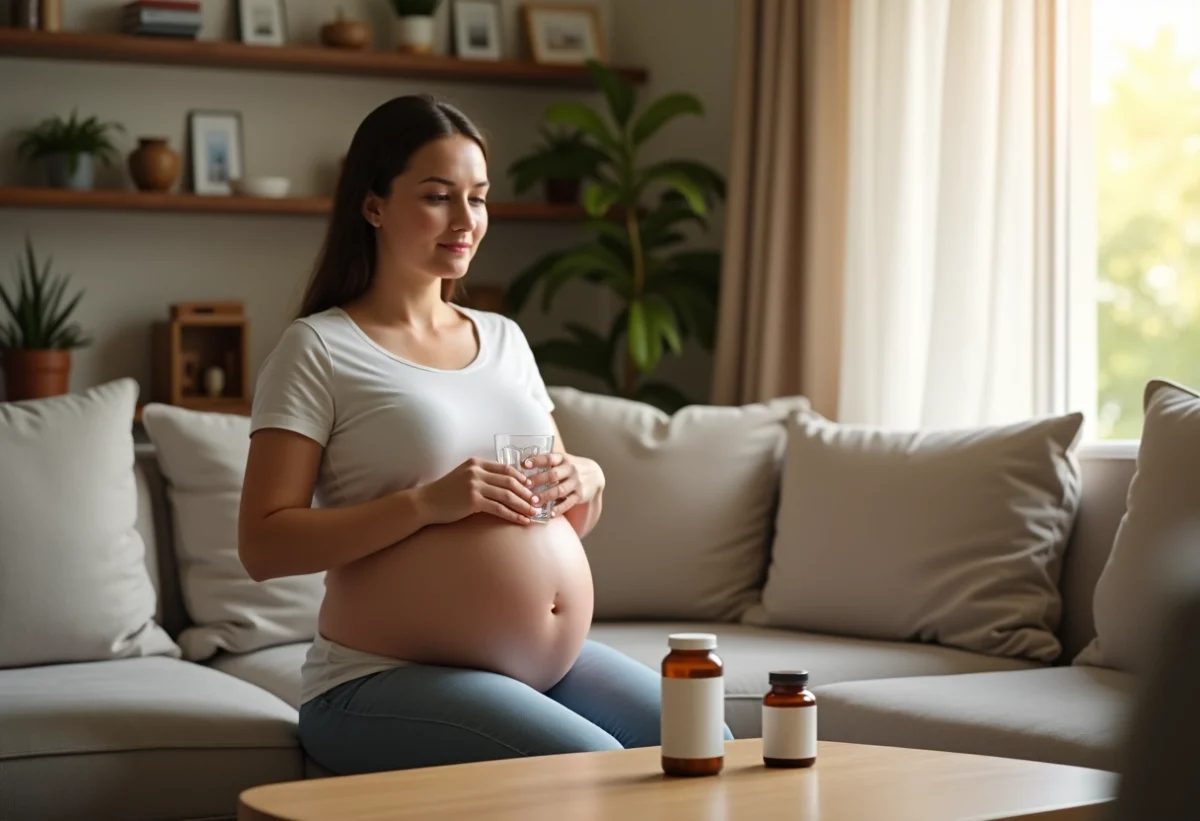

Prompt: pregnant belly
[319,513,595,692]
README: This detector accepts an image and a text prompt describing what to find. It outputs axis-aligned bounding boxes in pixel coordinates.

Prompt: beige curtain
[710,0,851,418]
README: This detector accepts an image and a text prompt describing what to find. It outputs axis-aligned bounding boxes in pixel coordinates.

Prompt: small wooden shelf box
[152,302,251,415]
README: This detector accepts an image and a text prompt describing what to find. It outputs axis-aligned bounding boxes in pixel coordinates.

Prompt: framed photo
[188,111,244,196]
[453,0,503,61]
[237,0,287,46]
[522,3,603,65]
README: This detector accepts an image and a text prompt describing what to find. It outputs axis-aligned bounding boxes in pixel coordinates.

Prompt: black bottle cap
[769,670,809,686]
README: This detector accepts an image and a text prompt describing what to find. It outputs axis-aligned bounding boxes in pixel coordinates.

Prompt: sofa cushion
[0,379,179,668]
[209,641,310,709]
[0,656,302,821]
[587,622,1039,739]
[548,386,809,621]
[1076,380,1200,673]
[141,404,324,661]
[746,410,1084,663]
[813,666,1136,771]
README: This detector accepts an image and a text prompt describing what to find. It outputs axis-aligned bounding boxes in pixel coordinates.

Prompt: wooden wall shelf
[0,187,591,221]
[0,28,648,87]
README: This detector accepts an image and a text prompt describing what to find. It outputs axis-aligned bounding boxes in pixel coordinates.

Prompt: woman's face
[366,134,489,286]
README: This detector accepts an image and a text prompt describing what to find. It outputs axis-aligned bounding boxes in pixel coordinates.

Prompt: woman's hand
[523,452,605,517]
[417,458,540,526]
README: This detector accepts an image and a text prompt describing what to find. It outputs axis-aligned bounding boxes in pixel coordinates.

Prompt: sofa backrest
[131,437,1138,661]
[134,444,190,639]
[1057,440,1137,661]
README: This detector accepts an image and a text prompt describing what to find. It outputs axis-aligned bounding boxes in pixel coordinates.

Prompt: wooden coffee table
[238,739,1116,821]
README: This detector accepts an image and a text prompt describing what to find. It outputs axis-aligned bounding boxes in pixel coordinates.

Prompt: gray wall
[0,0,736,405]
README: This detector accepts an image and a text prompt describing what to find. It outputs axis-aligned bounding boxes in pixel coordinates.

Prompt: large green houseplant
[507,61,725,413]
[0,236,91,401]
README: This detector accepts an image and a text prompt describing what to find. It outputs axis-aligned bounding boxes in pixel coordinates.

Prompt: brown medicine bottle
[661,633,725,777]
[761,670,817,768]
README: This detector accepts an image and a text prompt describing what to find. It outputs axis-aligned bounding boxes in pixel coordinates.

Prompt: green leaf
[540,244,630,311]
[631,93,704,146]
[645,296,683,355]
[584,182,620,218]
[626,299,654,373]
[651,171,707,215]
[532,333,617,391]
[638,160,727,210]
[506,250,565,315]
[544,101,619,151]
[640,195,709,247]
[584,218,630,248]
[662,249,722,286]
[587,59,635,128]
[633,380,694,414]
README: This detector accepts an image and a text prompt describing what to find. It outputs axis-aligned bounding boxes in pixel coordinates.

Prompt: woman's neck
[356,268,448,331]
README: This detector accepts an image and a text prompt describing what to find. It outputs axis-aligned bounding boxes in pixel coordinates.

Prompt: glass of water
[495,433,556,522]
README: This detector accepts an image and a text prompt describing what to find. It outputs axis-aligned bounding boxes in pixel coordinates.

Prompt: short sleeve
[250,320,335,446]
[507,317,554,413]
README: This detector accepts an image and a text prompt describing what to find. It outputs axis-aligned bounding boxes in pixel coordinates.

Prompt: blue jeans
[299,639,735,774]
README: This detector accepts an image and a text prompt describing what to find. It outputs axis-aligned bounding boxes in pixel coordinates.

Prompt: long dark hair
[297,95,487,318]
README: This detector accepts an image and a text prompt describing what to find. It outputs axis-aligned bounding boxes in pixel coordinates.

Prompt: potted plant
[389,0,440,54]
[16,109,124,191]
[508,126,609,205]
[0,236,91,401]
[507,61,726,413]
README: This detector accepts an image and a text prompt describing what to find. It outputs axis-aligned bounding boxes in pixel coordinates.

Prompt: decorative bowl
[231,176,291,198]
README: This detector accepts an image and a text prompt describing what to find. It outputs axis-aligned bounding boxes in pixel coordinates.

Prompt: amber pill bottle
[661,633,725,777]
[761,670,817,768]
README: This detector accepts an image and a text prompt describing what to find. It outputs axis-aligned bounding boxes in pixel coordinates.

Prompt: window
[1085,0,1200,439]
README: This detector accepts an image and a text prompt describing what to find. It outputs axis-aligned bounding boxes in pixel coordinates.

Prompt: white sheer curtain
[838,0,1037,428]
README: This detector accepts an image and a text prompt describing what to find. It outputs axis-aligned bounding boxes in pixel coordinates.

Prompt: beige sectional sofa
[4,376,1187,821]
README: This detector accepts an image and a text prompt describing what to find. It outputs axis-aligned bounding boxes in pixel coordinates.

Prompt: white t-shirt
[248,304,557,704]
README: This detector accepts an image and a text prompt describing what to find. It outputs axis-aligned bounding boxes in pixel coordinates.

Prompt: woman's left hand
[523,452,604,517]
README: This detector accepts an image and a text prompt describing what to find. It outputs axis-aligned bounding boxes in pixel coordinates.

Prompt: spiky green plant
[16,109,124,175]
[0,237,91,350]
[507,60,726,413]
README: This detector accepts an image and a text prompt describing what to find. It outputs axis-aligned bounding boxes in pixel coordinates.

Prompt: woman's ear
[362,192,383,228]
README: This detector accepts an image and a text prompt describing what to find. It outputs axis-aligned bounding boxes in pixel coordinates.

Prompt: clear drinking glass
[495,433,556,522]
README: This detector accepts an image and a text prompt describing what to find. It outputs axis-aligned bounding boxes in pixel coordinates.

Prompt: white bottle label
[762,704,817,760]
[661,676,725,759]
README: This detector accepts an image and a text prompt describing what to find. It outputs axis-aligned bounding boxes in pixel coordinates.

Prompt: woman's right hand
[417,457,539,526]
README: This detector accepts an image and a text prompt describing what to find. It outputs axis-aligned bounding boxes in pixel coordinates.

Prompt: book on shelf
[121,0,201,37]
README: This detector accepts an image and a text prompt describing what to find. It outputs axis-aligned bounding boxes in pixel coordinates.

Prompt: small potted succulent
[508,126,609,205]
[16,109,124,190]
[389,0,441,54]
[0,236,91,401]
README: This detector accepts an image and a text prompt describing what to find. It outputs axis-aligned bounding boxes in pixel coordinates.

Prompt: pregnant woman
[237,95,683,775]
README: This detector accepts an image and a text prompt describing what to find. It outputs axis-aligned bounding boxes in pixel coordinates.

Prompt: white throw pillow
[0,378,179,667]
[1075,380,1200,673]
[141,403,324,661]
[547,386,810,621]
[746,410,1085,662]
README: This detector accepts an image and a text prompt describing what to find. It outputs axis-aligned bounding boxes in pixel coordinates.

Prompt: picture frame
[187,110,244,196]
[236,0,287,47]
[453,0,503,61]
[522,3,603,65]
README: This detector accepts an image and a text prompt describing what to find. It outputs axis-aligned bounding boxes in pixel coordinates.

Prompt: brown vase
[545,178,582,205]
[128,138,181,192]
[2,349,72,401]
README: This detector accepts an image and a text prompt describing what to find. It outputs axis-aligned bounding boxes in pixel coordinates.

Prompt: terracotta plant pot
[545,178,582,205]
[2,349,72,401]
[128,138,181,192]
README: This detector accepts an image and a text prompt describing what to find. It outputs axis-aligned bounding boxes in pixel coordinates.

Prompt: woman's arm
[549,417,606,539]
[237,428,434,582]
